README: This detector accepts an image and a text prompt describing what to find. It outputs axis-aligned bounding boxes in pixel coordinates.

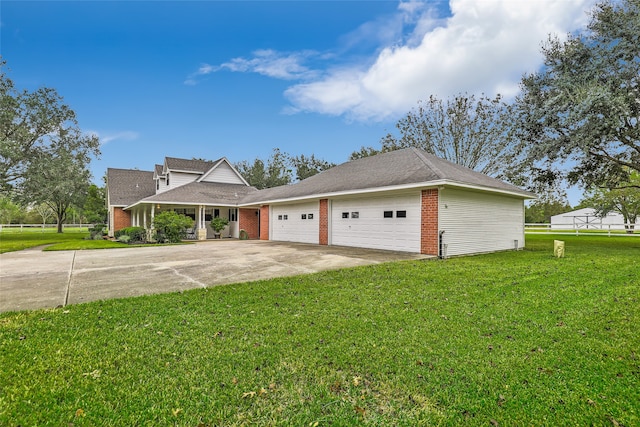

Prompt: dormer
[153,164,167,194]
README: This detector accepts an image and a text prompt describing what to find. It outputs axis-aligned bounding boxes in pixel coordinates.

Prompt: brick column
[259,205,269,240]
[421,189,439,255]
[319,199,328,245]
[239,208,260,239]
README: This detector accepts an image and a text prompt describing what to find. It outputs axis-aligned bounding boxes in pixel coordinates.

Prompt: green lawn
[1,235,638,426]
[0,230,184,253]
[0,229,92,253]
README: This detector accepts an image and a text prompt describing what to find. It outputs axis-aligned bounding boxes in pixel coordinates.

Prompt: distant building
[550,208,628,230]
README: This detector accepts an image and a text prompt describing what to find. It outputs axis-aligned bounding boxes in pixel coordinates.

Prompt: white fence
[526,223,639,236]
[0,224,92,232]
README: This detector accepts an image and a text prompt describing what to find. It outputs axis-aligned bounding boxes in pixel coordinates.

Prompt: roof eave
[124,200,242,210]
[239,180,534,206]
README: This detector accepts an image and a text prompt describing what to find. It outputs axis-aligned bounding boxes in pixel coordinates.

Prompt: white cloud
[286,0,595,121]
[188,0,596,121]
[185,50,320,85]
[89,130,139,145]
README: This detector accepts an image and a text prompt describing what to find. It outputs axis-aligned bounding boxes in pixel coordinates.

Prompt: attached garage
[271,202,319,244]
[331,192,421,253]
[241,148,534,256]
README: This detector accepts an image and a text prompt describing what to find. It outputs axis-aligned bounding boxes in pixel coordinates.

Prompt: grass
[0,229,188,253]
[0,229,92,253]
[1,235,638,426]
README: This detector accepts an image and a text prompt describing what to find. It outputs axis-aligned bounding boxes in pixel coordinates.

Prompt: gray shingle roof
[154,164,163,176]
[138,182,257,206]
[241,148,533,204]
[165,157,221,174]
[107,168,156,206]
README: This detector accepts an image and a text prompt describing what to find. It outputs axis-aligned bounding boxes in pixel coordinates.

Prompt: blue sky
[2,0,596,204]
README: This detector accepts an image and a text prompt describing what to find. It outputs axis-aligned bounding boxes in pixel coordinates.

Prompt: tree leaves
[350,93,521,181]
[514,0,640,190]
[0,61,100,192]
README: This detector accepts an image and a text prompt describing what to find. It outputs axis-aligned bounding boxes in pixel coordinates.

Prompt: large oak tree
[350,93,519,180]
[514,0,640,190]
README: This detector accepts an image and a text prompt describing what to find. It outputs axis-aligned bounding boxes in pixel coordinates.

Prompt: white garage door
[331,193,421,252]
[271,202,319,244]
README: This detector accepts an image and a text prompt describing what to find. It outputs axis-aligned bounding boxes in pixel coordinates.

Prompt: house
[550,207,629,230]
[107,157,258,240]
[107,148,535,257]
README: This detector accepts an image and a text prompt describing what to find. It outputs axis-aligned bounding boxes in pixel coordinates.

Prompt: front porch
[128,204,240,240]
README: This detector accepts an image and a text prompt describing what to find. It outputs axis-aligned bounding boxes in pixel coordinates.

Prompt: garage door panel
[272,202,319,244]
[331,193,420,252]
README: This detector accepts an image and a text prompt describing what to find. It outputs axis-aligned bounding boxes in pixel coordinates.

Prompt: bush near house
[152,211,194,243]
[114,226,147,244]
[87,224,106,240]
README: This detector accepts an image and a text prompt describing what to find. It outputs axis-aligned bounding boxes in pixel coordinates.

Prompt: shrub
[114,226,147,243]
[152,211,194,243]
[210,217,229,234]
[88,224,106,240]
[116,235,131,243]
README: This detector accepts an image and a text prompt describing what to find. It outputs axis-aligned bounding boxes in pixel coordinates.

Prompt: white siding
[439,188,524,257]
[331,193,421,253]
[271,202,319,244]
[201,162,245,184]
[155,177,167,194]
[168,171,197,190]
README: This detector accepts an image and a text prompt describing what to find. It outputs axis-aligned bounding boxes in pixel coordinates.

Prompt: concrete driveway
[0,240,428,313]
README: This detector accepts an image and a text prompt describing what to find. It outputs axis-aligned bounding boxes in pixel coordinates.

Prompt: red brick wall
[113,207,131,232]
[421,189,439,255]
[319,199,328,245]
[259,205,269,240]
[239,208,260,239]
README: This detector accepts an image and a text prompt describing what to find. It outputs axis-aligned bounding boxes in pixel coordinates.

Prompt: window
[301,214,307,220]
[278,215,283,220]
[342,212,349,219]
[351,212,359,219]
[283,215,288,220]
[229,209,238,221]
[308,213,314,219]
[396,210,407,218]
[384,210,393,218]
[214,208,220,218]
[166,174,170,186]
[156,180,159,190]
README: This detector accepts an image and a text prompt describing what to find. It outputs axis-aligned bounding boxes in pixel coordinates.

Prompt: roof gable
[198,157,249,186]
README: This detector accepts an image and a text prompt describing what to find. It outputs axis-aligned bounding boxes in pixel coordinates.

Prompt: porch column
[143,205,147,229]
[197,205,207,240]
